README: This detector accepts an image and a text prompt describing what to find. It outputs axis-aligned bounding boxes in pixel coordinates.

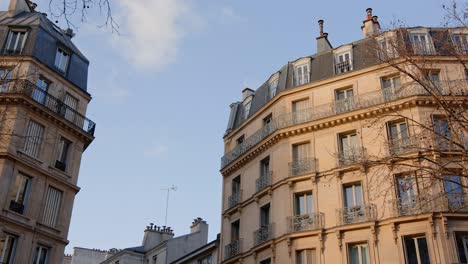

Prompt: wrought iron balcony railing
[287,213,324,233]
[337,147,366,167]
[336,204,377,225]
[224,239,242,260]
[253,224,274,246]
[335,60,353,74]
[335,97,357,113]
[228,191,242,209]
[289,158,316,177]
[255,171,272,192]
[0,79,96,136]
[9,200,24,214]
[221,80,467,169]
[0,48,24,55]
[391,195,435,217]
[387,135,420,156]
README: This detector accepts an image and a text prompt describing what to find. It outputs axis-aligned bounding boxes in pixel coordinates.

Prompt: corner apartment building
[220,9,468,264]
[0,0,95,263]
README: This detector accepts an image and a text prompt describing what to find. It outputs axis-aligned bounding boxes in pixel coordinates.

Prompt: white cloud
[220,6,245,24]
[114,0,197,70]
[143,144,169,158]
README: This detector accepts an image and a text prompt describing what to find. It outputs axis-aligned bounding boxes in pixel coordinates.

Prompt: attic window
[54,48,70,73]
[3,30,28,55]
[243,99,252,120]
[294,63,309,86]
[452,33,468,54]
[410,33,434,55]
[335,51,352,74]
[268,75,279,99]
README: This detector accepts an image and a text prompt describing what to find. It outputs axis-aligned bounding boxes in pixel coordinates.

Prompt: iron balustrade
[253,224,274,246]
[336,204,377,225]
[224,239,242,260]
[391,195,434,217]
[221,80,468,169]
[387,135,420,156]
[337,147,366,167]
[9,200,24,214]
[289,158,316,177]
[255,171,272,192]
[228,191,242,209]
[0,48,24,55]
[335,96,357,113]
[287,213,324,233]
[0,79,96,136]
[335,60,353,74]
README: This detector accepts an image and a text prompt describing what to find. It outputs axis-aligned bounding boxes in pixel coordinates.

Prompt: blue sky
[1,0,450,253]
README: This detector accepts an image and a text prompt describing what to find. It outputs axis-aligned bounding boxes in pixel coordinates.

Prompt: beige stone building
[219,9,468,264]
[0,0,95,263]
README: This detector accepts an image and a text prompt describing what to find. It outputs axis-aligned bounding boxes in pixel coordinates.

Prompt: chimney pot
[318,19,324,37]
[366,8,372,19]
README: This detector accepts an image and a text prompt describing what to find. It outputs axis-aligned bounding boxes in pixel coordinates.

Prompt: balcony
[0,80,96,136]
[253,224,274,246]
[336,204,377,225]
[255,172,272,192]
[335,97,357,113]
[224,239,242,260]
[287,213,324,233]
[387,136,420,156]
[0,48,23,55]
[289,158,316,177]
[9,200,24,214]
[335,60,353,74]
[228,191,242,209]
[221,80,467,169]
[391,195,434,217]
[337,147,366,167]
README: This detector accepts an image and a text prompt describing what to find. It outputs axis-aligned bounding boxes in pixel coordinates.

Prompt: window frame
[23,119,45,159]
[55,136,72,172]
[3,29,28,54]
[41,186,63,228]
[33,245,49,264]
[347,242,370,264]
[294,63,310,86]
[9,173,32,214]
[230,220,240,242]
[54,47,70,73]
[0,233,18,264]
[343,182,364,208]
[294,191,313,216]
[403,235,431,264]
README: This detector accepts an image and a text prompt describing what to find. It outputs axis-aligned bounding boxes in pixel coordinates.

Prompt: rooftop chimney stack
[316,19,332,53]
[242,88,254,100]
[361,8,381,38]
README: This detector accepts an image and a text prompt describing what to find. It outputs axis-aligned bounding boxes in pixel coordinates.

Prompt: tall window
[0,233,17,264]
[198,255,212,264]
[56,137,72,172]
[232,176,241,195]
[0,68,13,92]
[33,246,49,264]
[294,64,309,86]
[335,88,355,113]
[263,114,272,127]
[455,232,468,263]
[344,183,363,209]
[395,173,417,211]
[452,34,468,54]
[433,117,451,149]
[292,142,310,164]
[260,203,270,228]
[388,120,409,142]
[443,175,463,210]
[339,131,358,162]
[292,99,310,124]
[231,220,240,242]
[295,192,313,215]
[296,249,316,264]
[23,120,45,158]
[411,34,433,54]
[335,51,352,73]
[54,48,70,72]
[3,30,27,54]
[348,243,369,264]
[269,77,278,98]
[63,93,78,122]
[9,173,31,214]
[403,236,430,264]
[260,156,270,177]
[41,187,63,227]
[236,135,244,145]
[152,255,158,264]
[381,75,401,101]
[34,78,49,105]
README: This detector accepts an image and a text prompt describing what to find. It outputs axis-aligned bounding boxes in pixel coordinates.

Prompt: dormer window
[243,98,252,120]
[410,33,434,55]
[54,48,70,73]
[3,30,27,55]
[335,51,352,74]
[294,63,309,86]
[452,33,468,54]
[268,76,279,99]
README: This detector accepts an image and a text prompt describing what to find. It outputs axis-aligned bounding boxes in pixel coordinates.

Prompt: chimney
[64,28,75,39]
[190,217,209,244]
[141,223,174,251]
[8,0,33,17]
[316,20,332,53]
[242,88,254,100]
[361,8,381,37]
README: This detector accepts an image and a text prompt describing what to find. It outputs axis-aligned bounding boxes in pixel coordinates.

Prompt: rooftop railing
[0,79,96,136]
[287,212,324,233]
[221,80,467,169]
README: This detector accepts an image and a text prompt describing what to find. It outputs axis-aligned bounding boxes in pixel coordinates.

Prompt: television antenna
[161,185,177,226]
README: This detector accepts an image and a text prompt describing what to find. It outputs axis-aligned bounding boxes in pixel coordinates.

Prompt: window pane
[417,237,430,264]
[349,245,360,264]
[306,193,313,213]
[404,237,418,264]
[361,245,369,264]
[355,185,363,206]
[345,186,354,207]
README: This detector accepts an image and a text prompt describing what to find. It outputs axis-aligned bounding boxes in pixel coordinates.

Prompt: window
[377,37,397,60]
[23,120,45,158]
[294,64,309,86]
[41,187,63,227]
[296,249,316,264]
[0,68,13,92]
[443,175,464,210]
[0,233,17,264]
[55,137,72,172]
[403,236,430,264]
[236,135,245,145]
[3,30,27,54]
[243,99,252,120]
[54,48,70,72]
[198,255,212,264]
[151,255,158,264]
[335,88,355,113]
[231,220,240,241]
[455,232,468,263]
[263,114,272,127]
[292,99,310,124]
[232,176,241,195]
[34,78,49,105]
[33,245,49,264]
[411,33,433,55]
[260,204,270,227]
[259,258,271,264]
[452,34,468,54]
[395,173,418,214]
[381,75,401,101]
[387,120,410,154]
[348,243,369,264]
[433,117,451,149]
[344,183,364,209]
[9,173,31,214]
[229,176,241,208]
[339,131,359,162]
[425,70,440,89]
[260,156,270,177]
[292,142,310,163]
[335,51,352,74]
[63,93,78,122]
[295,192,313,215]
[269,77,278,99]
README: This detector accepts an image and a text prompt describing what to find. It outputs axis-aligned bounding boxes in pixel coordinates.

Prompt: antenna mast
[162,185,177,226]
